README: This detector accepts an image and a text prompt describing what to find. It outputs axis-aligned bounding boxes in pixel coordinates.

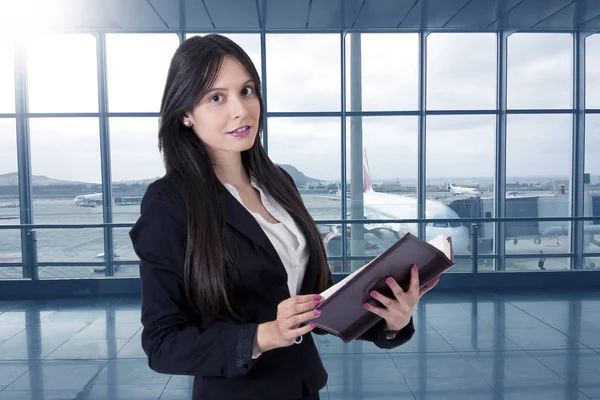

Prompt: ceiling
[5,0,600,33]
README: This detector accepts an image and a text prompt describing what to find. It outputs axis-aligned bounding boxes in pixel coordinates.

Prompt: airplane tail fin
[363,148,373,193]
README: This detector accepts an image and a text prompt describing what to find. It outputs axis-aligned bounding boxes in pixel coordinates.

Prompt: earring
[184,120,191,127]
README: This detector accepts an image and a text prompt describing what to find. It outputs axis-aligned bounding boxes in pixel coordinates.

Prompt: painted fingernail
[314,310,322,316]
[316,301,322,307]
[386,277,394,284]
[363,303,369,309]
[314,295,322,300]
[311,322,317,327]
[370,290,377,297]
[412,264,418,272]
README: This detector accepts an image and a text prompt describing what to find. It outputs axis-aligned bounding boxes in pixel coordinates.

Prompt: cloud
[0,36,14,113]
[27,34,99,113]
[105,33,180,113]
[587,34,600,109]
[585,114,600,175]
[506,114,572,178]
[507,33,573,109]
[267,117,340,180]
[109,117,165,182]
[266,34,341,112]
[0,119,17,175]
[29,118,101,183]
[427,33,497,110]
[346,33,419,111]
[427,115,495,179]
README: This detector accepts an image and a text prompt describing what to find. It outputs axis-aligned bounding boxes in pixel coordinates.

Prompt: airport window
[267,117,341,220]
[345,115,418,214]
[109,117,164,223]
[266,34,340,112]
[3,29,599,279]
[30,118,104,278]
[36,228,107,279]
[106,34,180,113]
[344,117,420,264]
[426,115,495,256]
[29,118,102,224]
[507,33,573,110]
[112,227,141,278]
[186,33,262,81]
[586,34,600,109]
[27,34,98,113]
[426,115,495,196]
[0,119,21,279]
[427,33,496,110]
[584,257,600,271]
[585,114,600,259]
[506,114,572,256]
[344,33,418,111]
[0,35,15,113]
[342,223,402,271]
[504,257,571,272]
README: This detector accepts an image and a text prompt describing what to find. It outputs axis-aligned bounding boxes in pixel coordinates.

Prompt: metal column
[571,32,587,270]
[340,31,348,271]
[260,31,268,152]
[13,37,37,280]
[417,31,428,239]
[495,31,508,271]
[96,33,114,276]
[349,33,365,272]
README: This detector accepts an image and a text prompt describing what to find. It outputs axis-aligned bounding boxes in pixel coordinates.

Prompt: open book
[312,233,454,343]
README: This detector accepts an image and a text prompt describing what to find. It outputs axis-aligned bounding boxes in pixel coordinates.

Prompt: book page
[428,235,452,260]
[319,263,368,299]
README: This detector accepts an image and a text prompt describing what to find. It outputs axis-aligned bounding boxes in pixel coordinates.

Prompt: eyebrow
[206,79,254,93]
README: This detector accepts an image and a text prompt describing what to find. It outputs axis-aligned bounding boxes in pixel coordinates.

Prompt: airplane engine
[322,231,343,257]
[321,227,399,259]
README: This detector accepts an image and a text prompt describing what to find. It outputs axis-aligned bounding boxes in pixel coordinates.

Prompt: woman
[129,34,439,400]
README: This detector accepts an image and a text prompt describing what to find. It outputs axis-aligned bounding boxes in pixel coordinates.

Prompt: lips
[227,125,251,137]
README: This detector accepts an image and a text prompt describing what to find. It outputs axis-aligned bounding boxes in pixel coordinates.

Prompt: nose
[229,94,249,120]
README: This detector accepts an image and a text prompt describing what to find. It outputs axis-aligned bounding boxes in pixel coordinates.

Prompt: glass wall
[0,36,15,113]
[0,36,20,280]
[1,31,599,280]
[504,33,574,271]
[585,34,600,270]
[0,119,21,279]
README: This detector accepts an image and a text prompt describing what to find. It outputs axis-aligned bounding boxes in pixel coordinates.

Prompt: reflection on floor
[0,290,599,399]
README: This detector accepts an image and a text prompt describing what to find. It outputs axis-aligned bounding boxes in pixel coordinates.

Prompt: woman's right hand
[254,294,323,355]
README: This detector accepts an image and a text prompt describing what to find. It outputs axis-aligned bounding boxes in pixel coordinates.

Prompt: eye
[210,94,223,103]
[241,86,254,96]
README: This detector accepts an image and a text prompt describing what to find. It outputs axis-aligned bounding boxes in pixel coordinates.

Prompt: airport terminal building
[0,1,599,399]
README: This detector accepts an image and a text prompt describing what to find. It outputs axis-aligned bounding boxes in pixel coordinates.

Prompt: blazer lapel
[218,184,288,281]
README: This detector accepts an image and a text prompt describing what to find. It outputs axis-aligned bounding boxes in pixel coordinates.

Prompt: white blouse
[223,178,309,297]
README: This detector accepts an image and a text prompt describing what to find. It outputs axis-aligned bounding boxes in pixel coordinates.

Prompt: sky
[1,32,600,184]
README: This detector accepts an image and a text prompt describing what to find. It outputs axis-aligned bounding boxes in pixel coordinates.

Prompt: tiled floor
[0,290,599,399]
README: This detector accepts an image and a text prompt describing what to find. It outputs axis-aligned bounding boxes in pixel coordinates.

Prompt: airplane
[318,149,471,259]
[74,193,102,206]
[446,182,480,196]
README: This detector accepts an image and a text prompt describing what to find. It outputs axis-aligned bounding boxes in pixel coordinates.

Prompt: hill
[0,172,97,187]
[0,164,321,188]
[276,164,320,185]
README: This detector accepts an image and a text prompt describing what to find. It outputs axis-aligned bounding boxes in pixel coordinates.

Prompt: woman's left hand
[363,264,439,332]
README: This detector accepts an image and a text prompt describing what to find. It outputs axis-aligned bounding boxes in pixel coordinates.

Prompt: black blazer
[129,169,415,400]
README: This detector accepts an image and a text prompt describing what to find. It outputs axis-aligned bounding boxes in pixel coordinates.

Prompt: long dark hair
[158,34,329,320]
